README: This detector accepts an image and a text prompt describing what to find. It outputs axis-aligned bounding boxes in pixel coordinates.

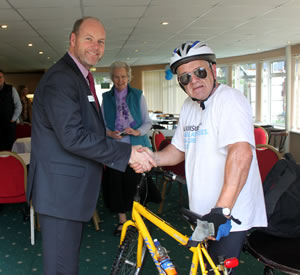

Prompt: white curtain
[294,57,300,131]
[142,70,187,114]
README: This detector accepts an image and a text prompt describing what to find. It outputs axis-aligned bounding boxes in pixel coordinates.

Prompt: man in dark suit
[26,17,155,275]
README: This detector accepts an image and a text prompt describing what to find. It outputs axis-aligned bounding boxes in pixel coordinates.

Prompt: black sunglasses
[178,67,208,86]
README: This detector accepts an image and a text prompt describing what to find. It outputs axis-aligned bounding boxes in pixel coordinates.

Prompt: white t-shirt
[172,84,267,231]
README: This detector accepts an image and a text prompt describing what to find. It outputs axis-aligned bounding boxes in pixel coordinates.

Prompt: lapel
[62,53,104,123]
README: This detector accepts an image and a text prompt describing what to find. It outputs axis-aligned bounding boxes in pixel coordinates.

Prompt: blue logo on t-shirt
[184,125,208,150]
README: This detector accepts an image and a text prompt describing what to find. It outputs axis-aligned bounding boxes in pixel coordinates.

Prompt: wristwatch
[222,207,231,216]
[214,207,231,216]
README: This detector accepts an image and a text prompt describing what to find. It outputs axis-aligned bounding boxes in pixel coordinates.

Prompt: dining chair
[256,144,281,183]
[157,138,186,214]
[254,126,269,145]
[151,130,166,152]
[0,151,36,245]
[268,129,288,153]
[16,122,32,139]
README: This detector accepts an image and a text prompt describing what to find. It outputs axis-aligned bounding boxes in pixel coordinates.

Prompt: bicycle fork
[189,244,221,275]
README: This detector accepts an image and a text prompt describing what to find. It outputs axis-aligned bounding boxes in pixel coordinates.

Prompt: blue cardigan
[102,85,151,148]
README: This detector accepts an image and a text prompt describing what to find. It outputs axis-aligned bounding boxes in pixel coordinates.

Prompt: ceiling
[1,0,300,73]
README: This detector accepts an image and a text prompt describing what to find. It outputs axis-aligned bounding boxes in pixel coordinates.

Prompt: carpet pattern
[0,182,285,275]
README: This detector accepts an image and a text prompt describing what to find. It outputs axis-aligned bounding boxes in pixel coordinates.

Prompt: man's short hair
[71,16,101,35]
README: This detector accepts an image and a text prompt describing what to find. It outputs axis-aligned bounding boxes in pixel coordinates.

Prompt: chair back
[254,126,268,145]
[0,151,27,203]
[16,122,32,139]
[268,130,288,153]
[152,130,166,152]
[256,144,281,183]
[158,139,185,178]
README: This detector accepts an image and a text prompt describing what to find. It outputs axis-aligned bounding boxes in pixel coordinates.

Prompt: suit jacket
[27,53,131,222]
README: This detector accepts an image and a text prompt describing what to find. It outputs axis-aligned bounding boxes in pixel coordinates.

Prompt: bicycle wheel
[110,226,147,275]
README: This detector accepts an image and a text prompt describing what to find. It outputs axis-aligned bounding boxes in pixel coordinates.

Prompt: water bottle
[153,238,178,275]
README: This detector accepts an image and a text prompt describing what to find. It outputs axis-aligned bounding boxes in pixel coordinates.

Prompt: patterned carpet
[0,182,286,275]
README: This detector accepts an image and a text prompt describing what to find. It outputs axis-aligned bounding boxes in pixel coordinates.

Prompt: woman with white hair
[101,61,159,235]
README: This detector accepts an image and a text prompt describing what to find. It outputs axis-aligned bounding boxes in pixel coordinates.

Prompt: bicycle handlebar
[133,169,185,204]
[151,168,186,185]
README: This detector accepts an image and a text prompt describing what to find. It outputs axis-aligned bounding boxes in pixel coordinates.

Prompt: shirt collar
[68,52,89,79]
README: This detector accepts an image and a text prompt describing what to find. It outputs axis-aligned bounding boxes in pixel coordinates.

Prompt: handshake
[129,146,157,173]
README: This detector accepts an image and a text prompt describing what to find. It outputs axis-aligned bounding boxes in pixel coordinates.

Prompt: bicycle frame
[120,201,223,275]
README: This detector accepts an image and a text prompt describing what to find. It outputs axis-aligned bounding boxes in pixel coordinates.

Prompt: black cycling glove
[202,208,232,241]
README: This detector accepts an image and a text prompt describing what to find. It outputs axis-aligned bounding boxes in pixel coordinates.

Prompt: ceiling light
[1,25,8,29]
[135,49,139,52]
[287,41,292,44]
[39,51,44,55]
[160,21,169,25]
[28,43,33,47]
[26,94,34,99]
[90,67,96,72]
[47,57,50,59]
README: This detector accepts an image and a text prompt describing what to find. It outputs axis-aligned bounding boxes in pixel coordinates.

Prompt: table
[12,137,31,153]
[152,118,178,130]
[18,153,31,166]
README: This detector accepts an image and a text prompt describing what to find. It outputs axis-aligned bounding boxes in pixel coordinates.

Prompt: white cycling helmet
[170,41,216,74]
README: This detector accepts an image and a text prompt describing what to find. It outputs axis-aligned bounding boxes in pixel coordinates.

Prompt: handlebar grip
[180,208,203,225]
[161,170,185,185]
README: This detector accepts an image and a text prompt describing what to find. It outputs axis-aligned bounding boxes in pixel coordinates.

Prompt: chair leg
[30,205,35,245]
[92,210,100,231]
[158,180,168,214]
[36,213,40,231]
[165,180,173,195]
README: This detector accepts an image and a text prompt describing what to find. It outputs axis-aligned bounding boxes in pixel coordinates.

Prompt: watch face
[222,208,231,216]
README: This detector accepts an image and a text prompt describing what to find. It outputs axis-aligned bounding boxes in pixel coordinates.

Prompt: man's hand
[129,146,156,173]
[202,208,232,241]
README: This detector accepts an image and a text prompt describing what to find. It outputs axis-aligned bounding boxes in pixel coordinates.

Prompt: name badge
[88,95,95,102]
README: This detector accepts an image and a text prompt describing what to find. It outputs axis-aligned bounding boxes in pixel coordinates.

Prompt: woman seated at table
[101,61,160,236]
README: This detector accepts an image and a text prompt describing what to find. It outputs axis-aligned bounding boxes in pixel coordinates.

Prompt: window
[142,70,187,114]
[293,57,300,131]
[262,60,286,127]
[93,72,112,105]
[216,66,228,84]
[232,63,256,119]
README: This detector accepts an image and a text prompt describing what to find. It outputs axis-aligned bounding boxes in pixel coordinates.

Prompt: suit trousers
[39,213,84,275]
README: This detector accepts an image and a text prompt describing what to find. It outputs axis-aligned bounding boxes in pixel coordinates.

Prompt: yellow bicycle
[110,170,239,275]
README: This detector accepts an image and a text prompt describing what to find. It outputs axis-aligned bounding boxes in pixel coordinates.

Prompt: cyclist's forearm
[154,144,185,166]
[215,142,252,210]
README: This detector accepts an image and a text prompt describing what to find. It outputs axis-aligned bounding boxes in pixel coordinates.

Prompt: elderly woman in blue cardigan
[102,61,152,235]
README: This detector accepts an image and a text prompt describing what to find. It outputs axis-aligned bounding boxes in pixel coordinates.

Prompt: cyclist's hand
[202,208,232,241]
